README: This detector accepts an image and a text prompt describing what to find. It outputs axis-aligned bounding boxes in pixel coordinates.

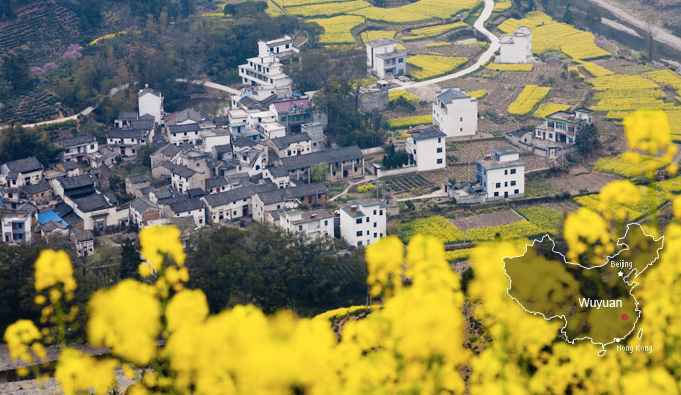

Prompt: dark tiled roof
[130,119,155,131]
[168,124,200,134]
[108,129,148,139]
[62,212,83,226]
[21,180,52,195]
[233,138,258,148]
[154,144,182,158]
[4,156,43,173]
[98,165,116,177]
[171,164,197,179]
[256,182,327,205]
[71,229,94,242]
[176,109,201,124]
[130,197,157,213]
[188,188,205,198]
[203,183,277,207]
[411,126,446,141]
[213,144,232,154]
[118,112,138,121]
[169,198,204,213]
[55,134,96,148]
[270,133,310,150]
[280,146,363,171]
[60,174,94,190]
[266,166,288,178]
[72,194,113,212]
[437,88,470,104]
[139,86,161,97]
[53,202,73,217]
[127,173,150,184]
[59,161,80,171]
[205,177,230,189]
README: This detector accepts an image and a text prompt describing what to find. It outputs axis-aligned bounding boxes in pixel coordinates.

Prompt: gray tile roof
[59,174,94,190]
[4,156,43,174]
[21,180,52,195]
[280,146,363,171]
[117,112,139,121]
[205,177,230,189]
[127,173,150,184]
[73,194,113,212]
[71,229,94,242]
[213,144,232,154]
[108,129,148,139]
[139,86,161,97]
[266,166,288,178]
[54,135,96,148]
[171,164,197,179]
[270,133,310,150]
[154,144,181,158]
[176,109,201,124]
[203,183,277,207]
[168,123,200,134]
[130,197,157,213]
[169,197,204,213]
[437,88,470,104]
[130,119,155,131]
[339,198,386,217]
[233,138,258,148]
[411,126,446,141]
[256,182,327,205]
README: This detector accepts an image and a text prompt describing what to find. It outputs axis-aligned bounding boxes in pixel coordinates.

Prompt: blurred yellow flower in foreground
[622,110,672,155]
[139,225,185,272]
[34,249,76,294]
[55,348,118,395]
[3,320,42,363]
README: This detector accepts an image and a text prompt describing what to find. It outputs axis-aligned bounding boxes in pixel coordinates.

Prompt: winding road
[391,0,500,91]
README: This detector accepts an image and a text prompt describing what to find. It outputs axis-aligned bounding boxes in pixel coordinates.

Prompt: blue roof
[38,210,69,227]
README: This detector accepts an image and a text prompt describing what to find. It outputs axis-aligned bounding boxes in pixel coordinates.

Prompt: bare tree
[644,11,658,61]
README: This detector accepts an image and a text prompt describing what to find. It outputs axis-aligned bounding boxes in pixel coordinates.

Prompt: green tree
[120,239,142,280]
[563,3,574,25]
[137,143,155,169]
[575,123,601,156]
[2,54,31,92]
[310,163,327,183]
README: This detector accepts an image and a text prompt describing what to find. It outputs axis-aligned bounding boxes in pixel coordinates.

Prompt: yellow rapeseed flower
[87,280,161,365]
[365,236,405,297]
[55,348,118,395]
[3,319,41,362]
[598,180,641,221]
[622,110,672,155]
[34,249,76,294]
[564,208,613,262]
[166,289,209,332]
[139,226,186,272]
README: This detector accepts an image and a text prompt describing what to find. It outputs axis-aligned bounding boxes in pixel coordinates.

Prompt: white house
[201,183,278,223]
[138,85,164,125]
[168,124,201,146]
[339,199,387,247]
[55,135,98,164]
[498,26,532,64]
[0,157,44,188]
[432,87,478,137]
[405,126,446,172]
[268,133,312,158]
[279,208,334,240]
[476,146,525,200]
[1,203,36,244]
[70,229,95,258]
[238,35,297,90]
[366,38,407,79]
[535,109,592,145]
[107,129,150,158]
[163,198,206,228]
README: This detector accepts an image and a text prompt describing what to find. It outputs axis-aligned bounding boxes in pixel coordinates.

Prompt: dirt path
[586,0,681,53]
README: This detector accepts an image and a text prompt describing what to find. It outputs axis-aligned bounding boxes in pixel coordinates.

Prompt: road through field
[391,0,500,91]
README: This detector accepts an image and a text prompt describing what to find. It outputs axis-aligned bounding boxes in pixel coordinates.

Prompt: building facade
[476,146,525,200]
[498,26,532,64]
[339,199,387,247]
[405,126,447,172]
[432,87,478,137]
[366,38,407,79]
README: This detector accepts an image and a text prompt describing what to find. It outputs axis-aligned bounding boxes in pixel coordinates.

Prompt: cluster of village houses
[1,30,594,255]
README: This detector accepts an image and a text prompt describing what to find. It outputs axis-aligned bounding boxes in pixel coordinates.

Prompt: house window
[511,181,516,186]
[324,220,328,226]
[90,144,95,149]
[356,231,362,237]
[373,210,377,215]
[504,169,508,175]
[437,159,443,164]
[398,58,404,63]
[505,182,508,187]
[374,233,377,238]
[496,183,501,188]
[437,147,443,153]
[366,230,370,235]
[494,192,499,197]
[299,225,303,231]
[358,241,362,246]
[438,138,441,143]
[379,210,383,215]
[510,169,516,174]
[365,217,369,223]
[374,223,377,228]
[460,117,463,122]
[356,218,362,224]
[514,189,520,194]
[460,128,463,132]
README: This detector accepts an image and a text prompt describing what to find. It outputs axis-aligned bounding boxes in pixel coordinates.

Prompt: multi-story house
[238,35,298,90]
[366,38,407,79]
[251,182,328,223]
[202,183,278,223]
[432,87,478,137]
[0,156,44,188]
[280,145,364,183]
[498,26,532,64]
[1,203,36,244]
[405,126,447,171]
[476,146,525,200]
[163,198,206,228]
[55,135,98,164]
[70,229,95,257]
[269,98,313,134]
[268,133,312,158]
[138,85,164,125]
[168,124,201,146]
[107,129,150,158]
[339,199,387,247]
[279,208,334,240]
[534,109,592,146]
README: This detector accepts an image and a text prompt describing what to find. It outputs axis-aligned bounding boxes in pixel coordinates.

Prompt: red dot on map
[621,314,628,321]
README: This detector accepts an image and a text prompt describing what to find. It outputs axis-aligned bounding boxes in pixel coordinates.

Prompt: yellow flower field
[310,15,366,44]
[272,0,356,7]
[387,114,433,129]
[516,206,563,234]
[425,41,451,48]
[468,89,487,99]
[401,215,464,243]
[485,62,533,71]
[507,85,551,116]
[533,103,570,118]
[567,66,585,80]
[445,248,473,262]
[576,60,613,77]
[407,54,467,80]
[286,0,370,17]
[593,154,667,178]
[389,90,421,103]
[266,1,282,16]
[349,0,480,24]
[647,69,681,95]
[360,29,396,43]
[403,22,467,41]
[498,11,610,60]
[493,0,512,12]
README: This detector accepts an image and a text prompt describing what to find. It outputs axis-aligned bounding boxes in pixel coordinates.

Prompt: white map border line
[502,223,664,351]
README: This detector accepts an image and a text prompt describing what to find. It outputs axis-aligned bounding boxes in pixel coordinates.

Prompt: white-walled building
[268,133,312,158]
[168,124,201,146]
[432,87,478,137]
[405,126,447,171]
[0,157,44,188]
[107,130,150,158]
[534,109,592,146]
[279,208,334,240]
[1,203,36,244]
[138,85,164,125]
[164,198,206,228]
[339,199,387,247]
[476,146,525,200]
[238,36,298,90]
[499,26,532,64]
[366,38,407,79]
[55,135,98,164]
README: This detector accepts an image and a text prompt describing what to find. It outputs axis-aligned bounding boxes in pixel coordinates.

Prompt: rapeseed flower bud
[34,249,76,294]
[3,320,42,363]
[139,225,185,272]
[622,110,672,155]
[54,348,118,395]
